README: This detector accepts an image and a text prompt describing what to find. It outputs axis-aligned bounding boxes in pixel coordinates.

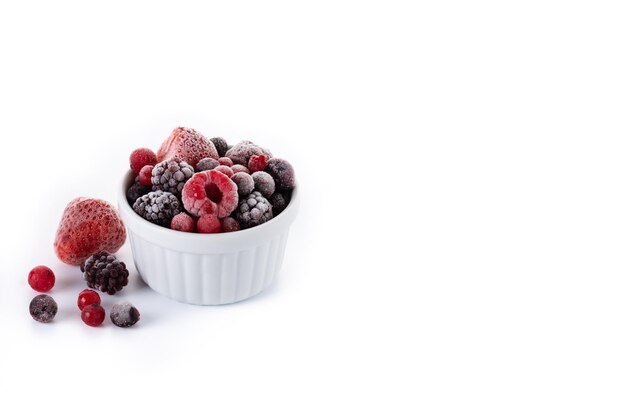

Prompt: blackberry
[29,295,58,323]
[151,159,194,196]
[126,179,150,205]
[133,190,181,226]
[81,251,130,295]
[210,137,229,157]
[270,192,291,216]
[235,191,273,229]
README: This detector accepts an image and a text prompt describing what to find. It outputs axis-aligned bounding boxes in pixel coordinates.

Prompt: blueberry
[29,295,58,323]
[110,302,140,328]
[196,157,219,172]
[209,137,229,157]
[265,158,295,192]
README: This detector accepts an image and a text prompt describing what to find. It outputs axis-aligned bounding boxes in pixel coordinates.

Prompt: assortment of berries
[127,127,296,233]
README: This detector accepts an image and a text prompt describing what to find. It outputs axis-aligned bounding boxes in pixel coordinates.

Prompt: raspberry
[265,158,296,192]
[126,179,150,205]
[231,172,254,196]
[269,192,291,216]
[197,214,221,233]
[110,302,140,328]
[130,148,157,176]
[54,198,126,265]
[218,157,233,167]
[210,137,229,157]
[29,295,58,323]
[81,304,105,327]
[248,154,268,173]
[28,266,55,292]
[182,170,239,218]
[214,165,234,178]
[252,171,275,197]
[171,212,196,232]
[138,165,153,186]
[221,217,241,233]
[77,289,101,311]
[231,164,250,174]
[133,190,181,226]
[157,127,219,167]
[196,157,219,172]
[235,191,273,229]
[225,140,273,166]
[81,251,130,295]
[151,159,194,197]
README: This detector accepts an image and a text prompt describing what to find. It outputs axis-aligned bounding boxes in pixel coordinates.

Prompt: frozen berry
[270,192,291,216]
[77,289,101,311]
[252,171,275,197]
[248,154,268,173]
[231,172,254,196]
[29,295,58,323]
[138,165,153,186]
[151,159,195,197]
[196,157,219,171]
[221,217,241,233]
[81,304,105,327]
[182,170,239,218]
[218,157,233,167]
[197,214,221,233]
[231,164,250,174]
[54,198,126,265]
[133,190,181,226]
[171,212,196,232]
[210,137,229,157]
[126,179,150,205]
[265,158,295,192]
[110,302,140,328]
[235,191,273,229]
[214,165,234,178]
[225,140,273,166]
[28,265,55,292]
[157,127,219,167]
[130,148,157,176]
[81,252,130,295]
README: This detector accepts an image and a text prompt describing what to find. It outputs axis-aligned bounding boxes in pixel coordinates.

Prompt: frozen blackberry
[265,158,295,192]
[29,295,58,323]
[235,191,273,229]
[210,137,229,157]
[151,159,194,196]
[81,251,130,295]
[196,157,219,171]
[110,302,140,328]
[270,192,291,216]
[133,190,181,226]
[252,171,275,197]
[126,179,150,205]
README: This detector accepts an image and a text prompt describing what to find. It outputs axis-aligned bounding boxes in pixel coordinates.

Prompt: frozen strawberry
[54,198,126,265]
[156,127,219,167]
[214,165,234,178]
[182,170,238,218]
[197,214,221,233]
[130,148,157,176]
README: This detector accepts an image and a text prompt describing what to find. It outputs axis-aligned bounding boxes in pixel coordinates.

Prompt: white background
[1,1,625,416]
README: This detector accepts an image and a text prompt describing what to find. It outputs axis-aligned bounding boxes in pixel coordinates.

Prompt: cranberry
[81,304,106,327]
[28,266,55,292]
[77,289,101,311]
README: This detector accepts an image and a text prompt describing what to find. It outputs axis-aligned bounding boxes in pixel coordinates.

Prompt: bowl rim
[118,170,299,243]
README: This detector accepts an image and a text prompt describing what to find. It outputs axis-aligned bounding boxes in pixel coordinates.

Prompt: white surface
[119,171,299,305]
[1,1,626,416]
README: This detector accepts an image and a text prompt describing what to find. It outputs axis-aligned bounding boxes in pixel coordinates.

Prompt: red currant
[77,289,101,311]
[81,304,105,327]
[28,266,55,292]
[138,164,154,186]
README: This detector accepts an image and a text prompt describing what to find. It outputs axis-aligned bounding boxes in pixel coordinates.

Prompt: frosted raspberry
[214,165,234,178]
[221,217,241,233]
[196,157,219,171]
[248,154,268,173]
[54,198,126,265]
[157,127,219,167]
[218,157,233,167]
[171,212,196,232]
[252,171,275,197]
[231,172,254,196]
[181,170,239,218]
[265,158,295,191]
[130,148,157,175]
[225,140,273,166]
[197,214,221,233]
[231,164,250,174]
[138,165,153,186]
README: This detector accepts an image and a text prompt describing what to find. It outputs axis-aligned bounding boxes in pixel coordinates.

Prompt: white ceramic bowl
[118,171,299,305]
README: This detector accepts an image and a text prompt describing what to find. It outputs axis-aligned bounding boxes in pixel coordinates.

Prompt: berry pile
[127,127,296,233]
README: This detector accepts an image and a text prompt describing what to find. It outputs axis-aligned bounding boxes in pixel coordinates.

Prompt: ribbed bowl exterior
[119,171,299,305]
